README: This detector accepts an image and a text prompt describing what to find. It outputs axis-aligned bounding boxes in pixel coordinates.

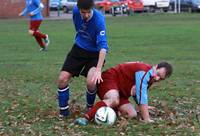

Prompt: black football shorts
[61,44,100,77]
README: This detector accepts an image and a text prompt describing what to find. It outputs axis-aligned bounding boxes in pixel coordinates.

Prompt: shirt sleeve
[30,0,44,15]
[135,71,150,105]
[72,6,79,31]
[96,17,109,52]
[21,7,28,16]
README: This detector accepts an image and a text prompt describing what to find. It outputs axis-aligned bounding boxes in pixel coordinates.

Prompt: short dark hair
[77,0,94,10]
[157,61,173,78]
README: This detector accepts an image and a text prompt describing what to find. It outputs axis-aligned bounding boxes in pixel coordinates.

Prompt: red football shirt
[102,62,153,98]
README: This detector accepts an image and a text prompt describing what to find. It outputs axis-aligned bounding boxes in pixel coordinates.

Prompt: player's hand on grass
[91,68,103,84]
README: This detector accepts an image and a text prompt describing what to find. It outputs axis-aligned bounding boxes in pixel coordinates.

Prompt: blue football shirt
[72,6,109,52]
[135,69,154,105]
[21,0,44,20]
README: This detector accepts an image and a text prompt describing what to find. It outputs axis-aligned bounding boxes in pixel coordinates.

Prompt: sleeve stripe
[30,3,44,15]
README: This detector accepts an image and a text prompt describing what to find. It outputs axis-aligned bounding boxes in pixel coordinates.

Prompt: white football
[94,106,117,125]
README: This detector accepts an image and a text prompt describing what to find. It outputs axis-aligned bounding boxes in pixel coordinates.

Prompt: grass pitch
[0,13,200,135]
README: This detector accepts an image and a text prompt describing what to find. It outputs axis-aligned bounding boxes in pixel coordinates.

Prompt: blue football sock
[86,89,96,108]
[58,86,69,116]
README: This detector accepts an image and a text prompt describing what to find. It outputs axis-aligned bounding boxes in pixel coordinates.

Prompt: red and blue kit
[20,0,47,48]
[97,62,155,106]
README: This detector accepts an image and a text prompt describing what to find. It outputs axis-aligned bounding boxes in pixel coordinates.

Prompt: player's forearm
[140,104,150,121]
[96,49,107,70]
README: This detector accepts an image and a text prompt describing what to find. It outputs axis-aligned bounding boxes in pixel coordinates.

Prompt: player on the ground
[57,0,108,117]
[75,61,173,125]
[19,0,50,51]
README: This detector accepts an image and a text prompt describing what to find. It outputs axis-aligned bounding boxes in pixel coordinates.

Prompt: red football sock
[33,31,46,39]
[34,36,45,48]
[85,101,107,121]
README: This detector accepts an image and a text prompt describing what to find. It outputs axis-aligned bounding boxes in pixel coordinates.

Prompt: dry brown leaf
[69,99,82,119]
[116,117,129,135]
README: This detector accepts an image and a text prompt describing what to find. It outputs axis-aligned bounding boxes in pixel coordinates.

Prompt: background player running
[19,0,50,51]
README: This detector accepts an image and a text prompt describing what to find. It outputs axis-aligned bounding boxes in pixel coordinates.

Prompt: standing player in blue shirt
[19,0,50,51]
[57,0,109,117]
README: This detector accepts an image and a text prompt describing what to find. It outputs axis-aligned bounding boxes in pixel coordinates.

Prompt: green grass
[0,13,200,135]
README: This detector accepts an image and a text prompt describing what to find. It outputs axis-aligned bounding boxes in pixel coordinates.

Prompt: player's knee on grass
[28,30,34,36]
[58,71,71,88]
[127,110,137,119]
[118,103,137,119]
[119,110,137,119]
